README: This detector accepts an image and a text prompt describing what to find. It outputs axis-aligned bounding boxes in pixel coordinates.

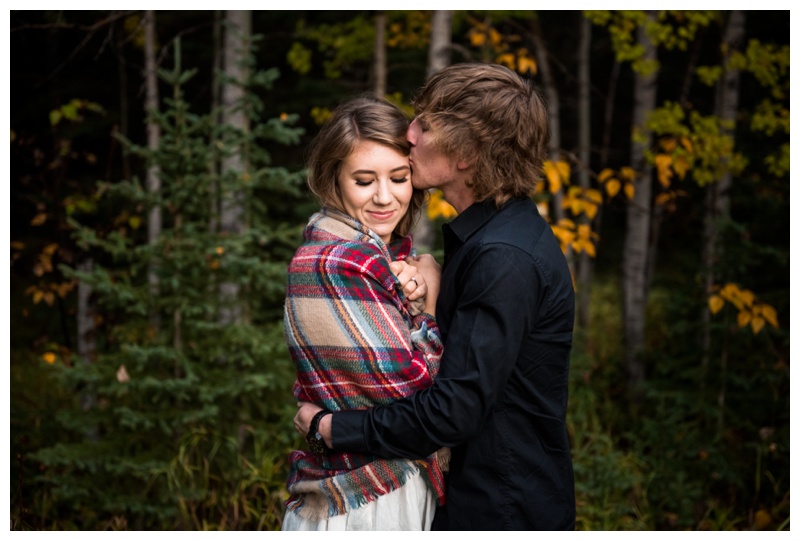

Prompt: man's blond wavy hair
[412,63,550,207]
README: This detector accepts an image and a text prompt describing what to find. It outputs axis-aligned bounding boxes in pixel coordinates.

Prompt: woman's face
[337,139,412,243]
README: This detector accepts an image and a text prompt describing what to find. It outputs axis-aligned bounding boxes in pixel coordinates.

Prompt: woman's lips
[367,210,396,220]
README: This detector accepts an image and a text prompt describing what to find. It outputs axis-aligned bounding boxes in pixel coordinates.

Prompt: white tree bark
[412,10,452,253]
[702,10,744,374]
[374,11,386,98]
[531,17,565,226]
[622,12,658,392]
[144,10,161,323]
[576,14,593,329]
[219,10,250,325]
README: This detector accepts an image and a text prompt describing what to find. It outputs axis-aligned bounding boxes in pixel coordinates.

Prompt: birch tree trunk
[576,14,593,329]
[219,10,250,325]
[701,10,744,382]
[531,17,566,224]
[116,14,131,181]
[144,10,161,328]
[374,11,386,98]
[77,258,96,416]
[412,10,452,253]
[622,12,658,394]
[427,10,452,77]
[209,10,223,235]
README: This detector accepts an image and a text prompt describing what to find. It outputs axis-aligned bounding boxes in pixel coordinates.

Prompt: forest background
[6,9,791,531]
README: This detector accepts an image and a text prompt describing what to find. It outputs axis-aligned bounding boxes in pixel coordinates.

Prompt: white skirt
[281,469,437,531]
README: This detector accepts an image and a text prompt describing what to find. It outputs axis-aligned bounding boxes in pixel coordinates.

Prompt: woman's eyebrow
[351,165,410,175]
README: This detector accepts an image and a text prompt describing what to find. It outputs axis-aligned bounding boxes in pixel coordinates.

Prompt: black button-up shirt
[333,197,576,530]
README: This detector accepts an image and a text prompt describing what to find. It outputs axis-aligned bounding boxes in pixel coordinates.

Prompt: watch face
[308,432,327,455]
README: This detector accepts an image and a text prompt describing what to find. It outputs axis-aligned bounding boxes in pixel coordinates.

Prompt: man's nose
[406,119,418,146]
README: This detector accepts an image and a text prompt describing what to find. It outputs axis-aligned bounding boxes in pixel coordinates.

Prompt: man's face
[406,117,459,191]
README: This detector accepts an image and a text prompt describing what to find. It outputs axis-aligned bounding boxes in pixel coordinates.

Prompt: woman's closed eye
[391,176,409,184]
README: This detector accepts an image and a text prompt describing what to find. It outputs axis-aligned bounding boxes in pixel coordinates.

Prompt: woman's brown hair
[306,96,425,238]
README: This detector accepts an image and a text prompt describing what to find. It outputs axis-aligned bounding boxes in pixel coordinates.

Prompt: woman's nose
[373,181,392,205]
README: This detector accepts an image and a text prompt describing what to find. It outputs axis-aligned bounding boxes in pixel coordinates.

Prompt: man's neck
[441,182,476,214]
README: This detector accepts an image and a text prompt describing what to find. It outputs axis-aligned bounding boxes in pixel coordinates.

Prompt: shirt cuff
[331,409,370,453]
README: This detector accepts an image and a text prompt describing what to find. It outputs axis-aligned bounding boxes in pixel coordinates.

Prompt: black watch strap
[306,409,332,455]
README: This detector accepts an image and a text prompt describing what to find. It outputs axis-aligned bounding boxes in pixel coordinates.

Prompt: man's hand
[295,402,333,448]
[294,401,322,438]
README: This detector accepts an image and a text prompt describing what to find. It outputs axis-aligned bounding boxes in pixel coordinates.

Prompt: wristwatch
[306,409,332,455]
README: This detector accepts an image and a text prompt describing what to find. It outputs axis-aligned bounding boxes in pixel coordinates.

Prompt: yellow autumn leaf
[576,223,592,240]
[673,155,691,179]
[583,240,596,258]
[489,28,502,47]
[623,183,635,200]
[427,190,457,220]
[584,201,599,220]
[660,137,677,153]
[655,154,673,187]
[721,286,744,311]
[751,317,766,334]
[597,168,615,183]
[655,193,672,206]
[517,56,537,75]
[753,509,772,530]
[740,288,755,308]
[31,213,48,226]
[605,179,621,198]
[555,161,571,183]
[585,189,603,204]
[719,282,739,300]
[216,246,225,255]
[737,310,752,328]
[619,167,637,182]
[544,161,562,194]
[761,304,779,328]
[42,352,57,364]
[708,295,724,314]
[470,31,486,47]
[496,53,515,70]
[680,136,693,153]
[557,218,575,229]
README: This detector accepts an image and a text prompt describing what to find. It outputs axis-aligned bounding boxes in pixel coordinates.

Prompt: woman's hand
[389,259,428,301]
[390,254,441,315]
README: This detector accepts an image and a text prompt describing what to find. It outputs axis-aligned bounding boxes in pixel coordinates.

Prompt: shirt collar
[446,199,502,244]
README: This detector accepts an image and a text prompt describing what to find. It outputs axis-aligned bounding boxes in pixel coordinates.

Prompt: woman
[281,97,446,530]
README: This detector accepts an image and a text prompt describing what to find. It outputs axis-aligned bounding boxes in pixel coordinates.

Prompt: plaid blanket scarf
[283,208,446,521]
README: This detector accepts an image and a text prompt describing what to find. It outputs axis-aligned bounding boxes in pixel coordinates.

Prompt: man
[296,63,576,530]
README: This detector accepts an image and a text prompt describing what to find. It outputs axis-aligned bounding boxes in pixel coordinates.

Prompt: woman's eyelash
[354,177,408,185]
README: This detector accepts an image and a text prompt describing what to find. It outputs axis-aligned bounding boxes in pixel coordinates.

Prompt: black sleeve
[332,243,541,458]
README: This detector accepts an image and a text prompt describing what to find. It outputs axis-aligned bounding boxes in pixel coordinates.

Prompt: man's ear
[456,157,474,171]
